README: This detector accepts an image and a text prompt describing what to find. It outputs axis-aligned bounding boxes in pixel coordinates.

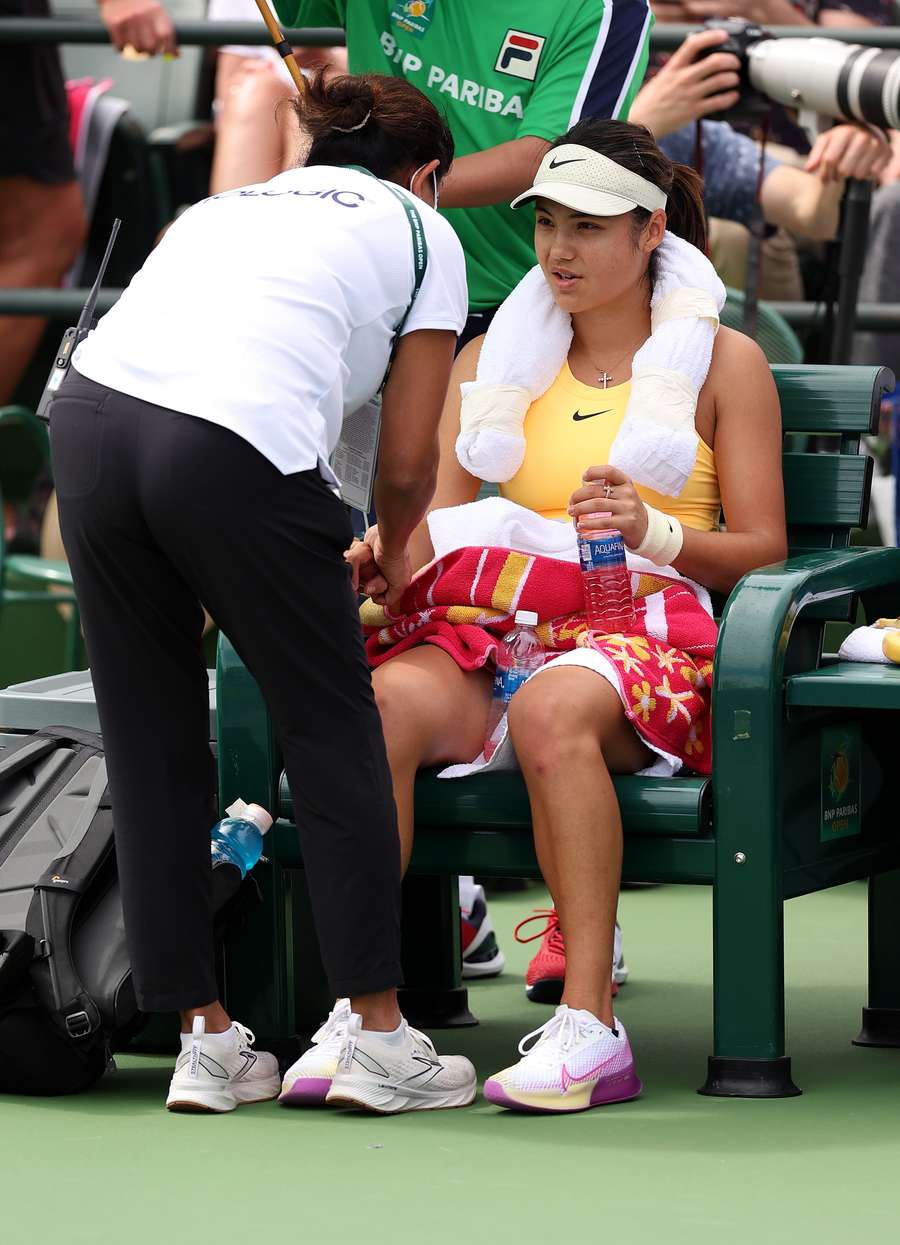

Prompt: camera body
[697,18,775,122]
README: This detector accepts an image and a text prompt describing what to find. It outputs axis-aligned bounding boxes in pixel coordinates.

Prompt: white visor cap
[510,143,668,217]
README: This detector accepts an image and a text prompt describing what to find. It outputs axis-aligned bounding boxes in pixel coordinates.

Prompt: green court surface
[2,882,898,1245]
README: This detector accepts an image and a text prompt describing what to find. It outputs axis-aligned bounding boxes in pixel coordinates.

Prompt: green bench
[216,363,900,1096]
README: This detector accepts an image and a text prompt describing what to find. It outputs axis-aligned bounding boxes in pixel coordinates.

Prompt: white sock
[195,1025,237,1048]
[362,1021,406,1046]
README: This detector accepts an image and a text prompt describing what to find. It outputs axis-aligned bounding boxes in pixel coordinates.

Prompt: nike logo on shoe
[572,409,610,422]
[560,1052,618,1092]
[549,156,586,169]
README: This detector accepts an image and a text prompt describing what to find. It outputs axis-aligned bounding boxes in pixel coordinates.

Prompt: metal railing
[2,288,898,332]
[3,19,900,49]
[0,20,344,44]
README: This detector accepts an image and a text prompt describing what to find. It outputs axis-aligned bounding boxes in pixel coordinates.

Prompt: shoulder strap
[0,726,104,785]
[0,735,59,781]
[26,760,113,1041]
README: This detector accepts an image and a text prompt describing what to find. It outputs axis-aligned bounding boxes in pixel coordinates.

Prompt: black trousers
[50,371,402,1012]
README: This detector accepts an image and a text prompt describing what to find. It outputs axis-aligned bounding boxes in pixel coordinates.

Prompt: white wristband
[632,504,684,567]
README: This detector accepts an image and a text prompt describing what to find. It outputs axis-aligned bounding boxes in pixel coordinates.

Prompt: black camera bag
[0,726,244,1095]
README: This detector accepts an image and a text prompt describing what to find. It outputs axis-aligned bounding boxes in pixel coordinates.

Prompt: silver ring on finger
[603,482,613,500]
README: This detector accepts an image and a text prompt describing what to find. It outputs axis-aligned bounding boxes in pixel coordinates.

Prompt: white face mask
[409,163,440,210]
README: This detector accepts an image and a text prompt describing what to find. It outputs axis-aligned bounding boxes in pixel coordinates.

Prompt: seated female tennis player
[324,118,784,1114]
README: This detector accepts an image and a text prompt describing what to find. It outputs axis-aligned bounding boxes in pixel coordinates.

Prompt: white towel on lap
[427,496,711,614]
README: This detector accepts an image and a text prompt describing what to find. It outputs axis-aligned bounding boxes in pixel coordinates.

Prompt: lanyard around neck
[344,165,428,348]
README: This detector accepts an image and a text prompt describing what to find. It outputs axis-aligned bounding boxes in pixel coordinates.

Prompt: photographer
[49,72,478,1116]
[631,29,893,297]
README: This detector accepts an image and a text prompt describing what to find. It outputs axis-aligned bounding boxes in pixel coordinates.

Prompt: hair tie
[333,109,372,134]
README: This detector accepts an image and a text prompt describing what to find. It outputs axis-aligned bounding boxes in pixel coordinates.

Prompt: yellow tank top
[499,362,721,529]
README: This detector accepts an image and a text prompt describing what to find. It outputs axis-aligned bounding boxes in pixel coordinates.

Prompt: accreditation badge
[389,0,435,38]
[330,394,382,514]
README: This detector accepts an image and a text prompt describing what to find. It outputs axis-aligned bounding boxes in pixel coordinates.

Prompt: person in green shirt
[276,0,653,342]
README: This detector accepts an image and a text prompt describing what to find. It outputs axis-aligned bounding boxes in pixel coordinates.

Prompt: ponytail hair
[295,72,454,183]
[551,118,707,283]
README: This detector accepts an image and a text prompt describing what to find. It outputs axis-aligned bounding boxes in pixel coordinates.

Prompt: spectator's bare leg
[0,176,87,404]
[210,59,297,195]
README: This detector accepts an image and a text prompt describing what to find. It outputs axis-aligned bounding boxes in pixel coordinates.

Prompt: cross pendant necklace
[575,332,647,391]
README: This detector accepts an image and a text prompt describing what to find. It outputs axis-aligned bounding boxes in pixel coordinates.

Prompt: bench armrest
[711,545,900,867]
[715,545,900,703]
[4,555,73,588]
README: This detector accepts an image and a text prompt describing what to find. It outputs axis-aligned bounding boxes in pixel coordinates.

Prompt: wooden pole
[251,0,306,94]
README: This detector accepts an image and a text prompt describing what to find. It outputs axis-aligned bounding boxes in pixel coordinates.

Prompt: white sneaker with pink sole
[484,1005,642,1113]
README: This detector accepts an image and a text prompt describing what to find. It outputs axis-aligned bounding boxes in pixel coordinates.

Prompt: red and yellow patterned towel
[361,546,716,774]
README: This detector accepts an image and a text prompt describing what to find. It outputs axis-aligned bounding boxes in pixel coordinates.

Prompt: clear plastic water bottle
[483,610,544,761]
[578,530,636,634]
[210,799,272,879]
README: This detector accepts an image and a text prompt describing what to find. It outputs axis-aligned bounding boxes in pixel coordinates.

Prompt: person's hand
[568,466,649,550]
[345,527,412,611]
[630,29,741,138]
[805,124,892,184]
[344,537,379,593]
[99,0,177,57]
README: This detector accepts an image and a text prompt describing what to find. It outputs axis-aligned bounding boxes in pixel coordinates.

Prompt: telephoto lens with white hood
[748,35,900,129]
[703,18,900,129]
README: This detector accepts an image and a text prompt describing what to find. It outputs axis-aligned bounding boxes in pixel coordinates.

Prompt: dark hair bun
[302,74,376,139]
[295,71,455,183]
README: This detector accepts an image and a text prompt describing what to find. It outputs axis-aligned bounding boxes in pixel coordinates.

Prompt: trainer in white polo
[326,1012,476,1114]
[166,1016,281,1113]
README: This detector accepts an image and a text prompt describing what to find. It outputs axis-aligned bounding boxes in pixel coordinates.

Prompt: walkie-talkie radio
[36,218,121,422]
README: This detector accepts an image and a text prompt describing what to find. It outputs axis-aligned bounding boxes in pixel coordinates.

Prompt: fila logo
[495,30,546,82]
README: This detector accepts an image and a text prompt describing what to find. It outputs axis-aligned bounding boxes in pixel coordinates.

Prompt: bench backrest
[773,365,891,553]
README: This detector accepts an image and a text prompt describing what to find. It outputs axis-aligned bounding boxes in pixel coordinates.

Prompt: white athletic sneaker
[326,1013,477,1114]
[165,1018,281,1113]
[484,1005,642,1114]
[280,998,351,1106]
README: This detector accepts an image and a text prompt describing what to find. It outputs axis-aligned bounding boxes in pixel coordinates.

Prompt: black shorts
[0,0,76,184]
